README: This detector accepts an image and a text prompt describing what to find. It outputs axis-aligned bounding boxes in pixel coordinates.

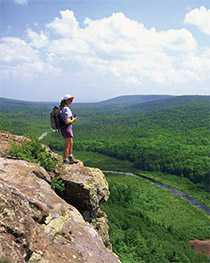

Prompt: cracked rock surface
[0,131,120,263]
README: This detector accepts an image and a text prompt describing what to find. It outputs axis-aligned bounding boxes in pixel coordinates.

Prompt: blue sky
[1,0,210,102]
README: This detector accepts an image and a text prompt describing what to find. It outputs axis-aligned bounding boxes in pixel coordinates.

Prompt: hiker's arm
[65,117,77,125]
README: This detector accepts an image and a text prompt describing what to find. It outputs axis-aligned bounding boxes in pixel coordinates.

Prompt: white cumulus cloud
[47,10,79,37]
[0,37,60,80]
[185,6,210,35]
[2,9,210,99]
[45,10,199,85]
[27,29,49,48]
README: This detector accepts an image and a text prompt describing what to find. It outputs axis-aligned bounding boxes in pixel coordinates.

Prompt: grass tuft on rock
[10,139,58,171]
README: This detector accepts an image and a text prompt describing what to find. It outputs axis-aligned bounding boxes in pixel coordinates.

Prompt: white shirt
[60,106,73,121]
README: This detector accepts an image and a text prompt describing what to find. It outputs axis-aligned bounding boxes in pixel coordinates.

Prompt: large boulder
[57,163,109,213]
[0,157,120,263]
[56,163,112,248]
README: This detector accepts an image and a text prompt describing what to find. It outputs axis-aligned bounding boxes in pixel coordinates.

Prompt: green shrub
[10,139,58,171]
[51,177,65,192]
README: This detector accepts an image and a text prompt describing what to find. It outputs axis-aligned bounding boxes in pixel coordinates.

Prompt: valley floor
[75,150,210,263]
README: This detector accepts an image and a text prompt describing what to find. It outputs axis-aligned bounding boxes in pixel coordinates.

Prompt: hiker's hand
[71,117,77,123]
[65,117,77,125]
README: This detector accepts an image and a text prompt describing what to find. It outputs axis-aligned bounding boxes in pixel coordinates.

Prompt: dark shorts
[60,125,74,138]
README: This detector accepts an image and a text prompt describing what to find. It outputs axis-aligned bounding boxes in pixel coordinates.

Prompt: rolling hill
[0,94,173,112]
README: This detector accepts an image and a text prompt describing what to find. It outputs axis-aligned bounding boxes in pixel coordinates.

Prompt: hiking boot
[68,155,79,164]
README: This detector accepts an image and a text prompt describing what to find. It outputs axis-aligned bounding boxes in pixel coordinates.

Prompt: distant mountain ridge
[127,95,210,113]
[0,95,173,111]
[0,97,55,112]
[98,95,173,106]
[0,95,209,114]
[0,95,172,104]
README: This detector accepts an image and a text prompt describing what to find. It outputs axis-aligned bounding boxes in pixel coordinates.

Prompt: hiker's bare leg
[64,138,72,160]
[69,138,73,155]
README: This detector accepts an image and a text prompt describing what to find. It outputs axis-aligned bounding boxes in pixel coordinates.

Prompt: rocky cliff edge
[0,131,120,263]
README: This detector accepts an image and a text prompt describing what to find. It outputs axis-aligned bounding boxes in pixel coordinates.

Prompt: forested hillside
[0,95,210,190]
[74,96,210,190]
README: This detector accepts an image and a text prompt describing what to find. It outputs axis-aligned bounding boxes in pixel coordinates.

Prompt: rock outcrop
[56,163,111,248]
[0,131,120,263]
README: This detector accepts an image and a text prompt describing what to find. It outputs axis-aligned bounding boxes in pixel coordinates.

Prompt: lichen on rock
[56,162,112,248]
[0,131,120,262]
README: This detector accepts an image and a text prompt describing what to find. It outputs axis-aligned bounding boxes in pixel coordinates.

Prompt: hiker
[59,94,79,164]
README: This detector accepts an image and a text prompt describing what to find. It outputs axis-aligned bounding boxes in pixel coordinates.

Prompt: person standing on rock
[59,94,79,164]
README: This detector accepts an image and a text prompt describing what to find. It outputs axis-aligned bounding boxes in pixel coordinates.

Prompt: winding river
[103,170,210,216]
